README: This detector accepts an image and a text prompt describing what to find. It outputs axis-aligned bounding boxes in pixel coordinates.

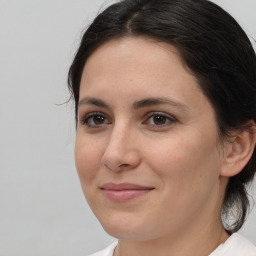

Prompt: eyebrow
[132,97,190,111]
[78,97,189,111]
[78,97,110,108]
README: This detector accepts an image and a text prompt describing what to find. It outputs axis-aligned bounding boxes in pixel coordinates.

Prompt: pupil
[153,115,166,125]
[94,115,105,124]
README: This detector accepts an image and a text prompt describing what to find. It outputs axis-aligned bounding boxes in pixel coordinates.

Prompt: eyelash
[80,112,176,128]
[143,112,177,127]
[80,112,110,128]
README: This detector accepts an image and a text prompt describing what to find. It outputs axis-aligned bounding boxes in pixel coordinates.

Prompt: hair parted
[68,0,256,233]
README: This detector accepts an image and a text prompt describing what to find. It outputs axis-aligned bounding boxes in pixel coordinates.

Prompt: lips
[100,183,154,202]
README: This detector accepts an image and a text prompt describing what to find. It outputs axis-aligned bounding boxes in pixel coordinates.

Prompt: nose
[101,124,141,172]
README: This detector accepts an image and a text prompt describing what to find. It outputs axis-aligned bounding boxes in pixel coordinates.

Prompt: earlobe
[221,127,256,177]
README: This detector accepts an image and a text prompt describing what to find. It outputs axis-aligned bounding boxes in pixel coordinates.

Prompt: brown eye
[152,115,167,125]
[93,115,106,125]
[81,112,110,127]
[143,112,176,127]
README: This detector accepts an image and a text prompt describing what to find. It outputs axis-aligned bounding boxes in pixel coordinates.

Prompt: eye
[80,112,111,127]
[143,112,176,127]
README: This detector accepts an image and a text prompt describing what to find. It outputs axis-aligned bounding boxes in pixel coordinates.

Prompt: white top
[208,233,256,256]
[88,233,256,256]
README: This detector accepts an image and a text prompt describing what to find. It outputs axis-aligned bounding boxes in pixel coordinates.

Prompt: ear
[221,126,256,178]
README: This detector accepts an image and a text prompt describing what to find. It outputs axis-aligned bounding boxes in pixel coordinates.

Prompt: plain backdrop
[0,0,255,255]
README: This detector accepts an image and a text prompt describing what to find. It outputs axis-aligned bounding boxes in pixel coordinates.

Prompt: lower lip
[102,189,153,202]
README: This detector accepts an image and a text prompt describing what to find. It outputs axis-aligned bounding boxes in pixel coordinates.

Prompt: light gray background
[0,0,255,255]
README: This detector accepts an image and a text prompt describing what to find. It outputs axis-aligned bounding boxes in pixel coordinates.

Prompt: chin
[101,217,164,242]
[98,214,149,241]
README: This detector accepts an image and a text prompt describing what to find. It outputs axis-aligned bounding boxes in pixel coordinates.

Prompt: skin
[75,37,232,256]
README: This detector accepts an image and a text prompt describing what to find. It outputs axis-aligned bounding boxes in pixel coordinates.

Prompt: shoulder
[210,233,256,256]
[223,233,256,255]
[88,242,118,256]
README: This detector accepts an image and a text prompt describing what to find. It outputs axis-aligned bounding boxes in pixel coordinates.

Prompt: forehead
[83,37,186,73]
[78,36,218,135]
[80,37,200,98]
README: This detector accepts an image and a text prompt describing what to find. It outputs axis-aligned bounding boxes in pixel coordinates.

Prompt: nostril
[101,135,141,172]
[120,164,129,167]
[102,161,122,172]
[102,155,140,172]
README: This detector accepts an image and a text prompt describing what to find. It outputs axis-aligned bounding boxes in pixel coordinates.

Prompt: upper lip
[100,183,154,191]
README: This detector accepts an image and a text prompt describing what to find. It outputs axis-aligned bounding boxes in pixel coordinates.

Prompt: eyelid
[143,111,177,126]
[79,111,176,129]
[80,111,111,127]
[144,111,176,120]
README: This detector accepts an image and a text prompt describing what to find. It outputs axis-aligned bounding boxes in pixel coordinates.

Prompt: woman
[68,0,256,255]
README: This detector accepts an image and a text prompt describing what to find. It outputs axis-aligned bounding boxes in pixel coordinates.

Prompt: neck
[115,223,229,256]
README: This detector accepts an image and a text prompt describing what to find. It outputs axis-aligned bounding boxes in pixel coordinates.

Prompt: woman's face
[75,37,227,241]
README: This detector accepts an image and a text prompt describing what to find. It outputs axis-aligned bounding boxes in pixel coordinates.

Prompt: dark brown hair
[68,0,256,233]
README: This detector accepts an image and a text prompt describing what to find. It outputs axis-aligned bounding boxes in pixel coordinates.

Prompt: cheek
[145,131,221,194]
[142,134,222,229]
[74,135,102,182]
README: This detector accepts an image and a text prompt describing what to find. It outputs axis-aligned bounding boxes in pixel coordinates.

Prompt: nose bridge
[101,119,140,171]
[109,120,131,150]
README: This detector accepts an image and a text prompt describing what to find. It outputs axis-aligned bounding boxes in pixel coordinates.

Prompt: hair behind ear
[221,122,256,233]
